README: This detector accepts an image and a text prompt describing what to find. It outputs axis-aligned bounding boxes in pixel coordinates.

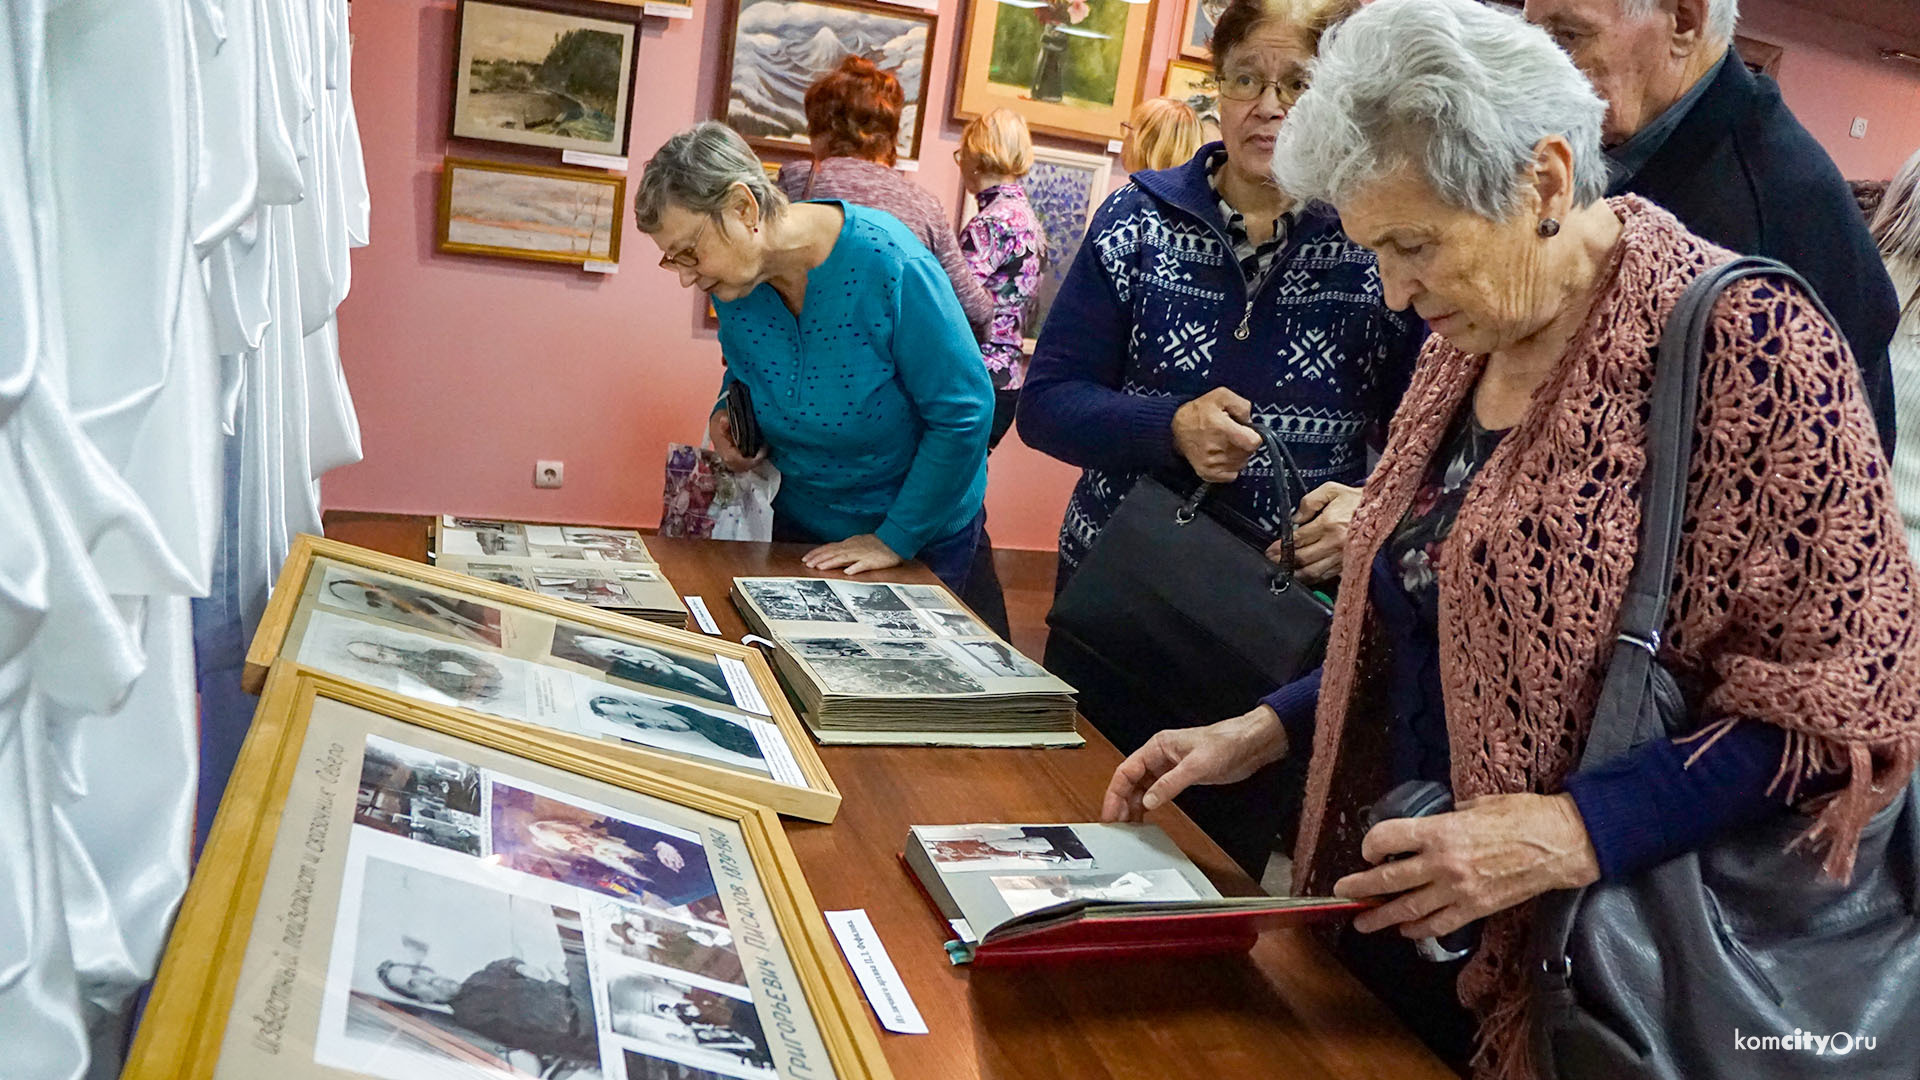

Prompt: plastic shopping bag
[660,443,780,541]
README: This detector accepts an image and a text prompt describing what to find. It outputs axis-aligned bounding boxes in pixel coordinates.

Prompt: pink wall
[325,0,1920,552]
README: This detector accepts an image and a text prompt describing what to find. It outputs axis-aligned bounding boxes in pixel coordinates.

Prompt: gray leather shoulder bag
[1529,256,1920,1079]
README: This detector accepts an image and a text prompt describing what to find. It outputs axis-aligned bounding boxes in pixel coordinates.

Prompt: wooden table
[323,513,1456,1080]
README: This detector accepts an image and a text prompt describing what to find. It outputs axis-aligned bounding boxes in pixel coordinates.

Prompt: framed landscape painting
[718,0,937,162]
[1164,58,1219,131]
[955,0,1156,144]
[450,0,641,156]
[438,157,625,266]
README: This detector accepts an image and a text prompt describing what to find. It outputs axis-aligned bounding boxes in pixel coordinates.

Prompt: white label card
[1107,138,1124,155]
[684,595,721,635]
[826,910,929,1034]
[560,150,630,171]
[748,717,807,787]
[718,655,772,715]
[643,1,694,17]
[582,260,618,274]
[894,159,920,172]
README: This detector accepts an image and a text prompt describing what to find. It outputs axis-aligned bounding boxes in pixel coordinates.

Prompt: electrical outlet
[1851,116,1869,139]
[534,460,565,488]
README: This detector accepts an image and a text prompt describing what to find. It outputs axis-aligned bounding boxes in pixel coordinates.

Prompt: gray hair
[1874,146,1920,266]
[1272,0,1607,220]
[1621,0,1739,44]
[633,121,787,233]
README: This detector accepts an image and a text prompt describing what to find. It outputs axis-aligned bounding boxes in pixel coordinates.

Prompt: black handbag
[725,380,763,459]
[1529,257,1920,1079]
[1045,426,1332,873]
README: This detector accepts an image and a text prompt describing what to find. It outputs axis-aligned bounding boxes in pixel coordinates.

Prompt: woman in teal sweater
[635,123,994,595]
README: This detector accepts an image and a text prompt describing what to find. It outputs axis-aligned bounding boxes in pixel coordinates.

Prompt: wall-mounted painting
[718,0,938,162]
[450,0,641,157]
[438,157,626,266]
[1179,0,1223,60]
[965,143,1110,343]
[955,0,1156,144]
[1164,58,1219,131]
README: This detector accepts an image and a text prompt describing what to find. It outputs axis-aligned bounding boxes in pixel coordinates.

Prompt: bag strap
[1178,423,1310,586]
[1580,255,1831,766]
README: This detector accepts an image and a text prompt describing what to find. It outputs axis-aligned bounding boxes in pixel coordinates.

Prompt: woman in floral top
[956,108,1046,449]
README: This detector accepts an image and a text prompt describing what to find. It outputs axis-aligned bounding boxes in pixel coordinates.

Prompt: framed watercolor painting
[717,0,938,162]
[438,157,626,266]
[450,0,642,157]
[967,143,1110,344]
[954,0,1156,144]
[126,667,891,1080]
[1163,58,1219,130]
[1178,0,1224,60]
[245,535,841,822]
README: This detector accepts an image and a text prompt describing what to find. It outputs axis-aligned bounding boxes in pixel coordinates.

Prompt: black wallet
[725,381,764,459]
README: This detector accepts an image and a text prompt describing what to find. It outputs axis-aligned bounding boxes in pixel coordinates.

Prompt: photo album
[247,536,841,822]
[728,577,1080,746]
[127,669,889,1080]
[433,516,688,627]
[902,823,1370,966]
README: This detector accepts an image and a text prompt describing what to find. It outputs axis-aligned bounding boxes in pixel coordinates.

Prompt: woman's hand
[802,534,903,575]
[1101,705,1288,822]
[1268,482,1363,584]
[1173,388,1263,483]
[709,408,768,473]
[1335,793,1601,939]
[653,840,686,872]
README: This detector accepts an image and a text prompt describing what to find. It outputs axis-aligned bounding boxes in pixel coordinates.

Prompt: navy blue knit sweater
[1017,146,1426,585]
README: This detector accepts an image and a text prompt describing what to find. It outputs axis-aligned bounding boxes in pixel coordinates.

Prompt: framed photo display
[126,667,892,1080]
[954,0,1157,144]
[717,0,938,162]
[1163,59,1219,130]
[450,0,642,157]
[1178,0,1223,60]
[246,535,840,822]
[438,157,626,266]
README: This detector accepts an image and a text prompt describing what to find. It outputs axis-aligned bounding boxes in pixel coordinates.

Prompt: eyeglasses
[658,217,710,270]
[1216,71,1309,104]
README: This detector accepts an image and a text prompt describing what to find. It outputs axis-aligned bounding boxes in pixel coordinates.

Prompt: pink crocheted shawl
[1292,197,1920,1079]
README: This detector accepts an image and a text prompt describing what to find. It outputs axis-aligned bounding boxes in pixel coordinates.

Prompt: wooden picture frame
[1163,58,1218,129]
[716,0,939,162]
[128,666,891,1080]
[954,0,1157,144]
[450,0,643,157]
[1178,0,1221,61]
[246,535,840,822]
[438,157,627,266]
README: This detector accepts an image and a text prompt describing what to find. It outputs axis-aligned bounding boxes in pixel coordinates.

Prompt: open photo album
[728,577,1080,746]
[128,668,890,1080]
[432,516,688,628]
[902,823,1370,967]
[247,536,840,822]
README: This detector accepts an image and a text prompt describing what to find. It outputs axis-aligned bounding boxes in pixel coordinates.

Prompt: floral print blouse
[959,183,1045,390]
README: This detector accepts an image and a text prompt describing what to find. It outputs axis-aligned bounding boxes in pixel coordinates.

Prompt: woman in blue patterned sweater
[1017,0,1425,872]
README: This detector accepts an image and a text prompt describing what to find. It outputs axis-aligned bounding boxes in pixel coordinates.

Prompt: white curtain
[0,0,367,1075]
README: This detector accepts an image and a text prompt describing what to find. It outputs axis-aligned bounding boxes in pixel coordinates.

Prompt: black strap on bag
[1529,257,1920,1079]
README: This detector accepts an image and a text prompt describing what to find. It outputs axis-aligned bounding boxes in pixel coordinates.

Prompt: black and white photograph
[463,561,539,590]
[355,735,486,856]
[616,568,663,583]
[989,869,1201,917]
[575,682,770,776]
[550,624,735,707]
[946,639,1049,680]
[917,825,1096,873]
[298,611,533,715]
[490,782,720,913]
[533,570,634,607]
[862,641,938,659]
[605,968,774,1078]
[593,902,745,988]
[561,527,649,554]
[894,584,953,610]
[789,638,869,660]
[829,581,909,616]
[623,1050,737,1080]
[851,607,926,634]
[440,520,532,557]
[922,608,985,638]
[739,579,854,623]
[319,566,506,646]
[808,656,983,696]
[319,856,603,1080]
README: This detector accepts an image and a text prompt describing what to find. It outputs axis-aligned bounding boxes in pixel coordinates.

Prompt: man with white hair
[1526,0,1901,453]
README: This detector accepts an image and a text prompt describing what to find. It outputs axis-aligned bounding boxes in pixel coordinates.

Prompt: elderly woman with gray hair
[1102,0,1920,1073]
[633,122,993,597]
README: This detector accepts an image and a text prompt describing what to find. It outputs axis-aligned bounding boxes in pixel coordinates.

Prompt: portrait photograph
[575,683,771,776]
[592,901,746,989]
[549,623,735,707]
[318,855,602,1080]
[298,610,533,716]
[318,565,506,647]
[439,157,625,266]
[918,824,1096,873]
[605,968,775,1078]
[809,656,984,697]
[450,0,640,156]
[488,782,720,912]
[989,868,1200,916]
[355,734,486,857]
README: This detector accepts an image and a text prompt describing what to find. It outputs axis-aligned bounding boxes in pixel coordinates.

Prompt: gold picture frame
[1163,58,1219,129]
[247,534,841,822]
[953,0,1158,144]
[128,666,891,1080]
[1178,0,1221,61]
[438,156,626,266]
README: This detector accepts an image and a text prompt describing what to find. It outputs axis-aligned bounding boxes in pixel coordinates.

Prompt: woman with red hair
[776,57,994,337]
